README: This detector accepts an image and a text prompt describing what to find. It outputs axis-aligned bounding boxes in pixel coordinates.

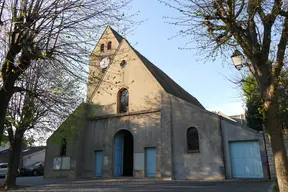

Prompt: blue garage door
[229,141,263,178]
[95,151,103,177]
[145,148,156,177]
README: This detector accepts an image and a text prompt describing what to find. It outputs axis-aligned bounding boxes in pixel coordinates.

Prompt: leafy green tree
[243,70,288,131]
[279,69,288,130]
[242,75,263,131]
[245,101,263,131]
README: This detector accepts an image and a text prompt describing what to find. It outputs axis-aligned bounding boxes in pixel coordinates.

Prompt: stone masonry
[265,130,288,179]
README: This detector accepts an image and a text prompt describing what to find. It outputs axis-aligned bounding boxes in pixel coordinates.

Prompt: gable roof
[131,47,205,109]
[216,111,236,122]
[109,27,205,109]
[109,26,124,43]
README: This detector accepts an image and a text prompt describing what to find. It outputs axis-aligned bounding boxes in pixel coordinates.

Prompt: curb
[268,182,275,192]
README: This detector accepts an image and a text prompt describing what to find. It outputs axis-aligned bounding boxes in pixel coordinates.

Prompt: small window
[120,60,127,68]
[187,127,199,152]
[60,138,67,156]
[100,44,104,52]
[118,88,129,113]
[107,41,112,50]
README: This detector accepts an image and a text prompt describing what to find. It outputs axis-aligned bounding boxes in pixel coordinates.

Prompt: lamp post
[231,50,245,70]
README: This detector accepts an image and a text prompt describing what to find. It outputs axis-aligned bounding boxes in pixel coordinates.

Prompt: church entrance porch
[113,130,134,177]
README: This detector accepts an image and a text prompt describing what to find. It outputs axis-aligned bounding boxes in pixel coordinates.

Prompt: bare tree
[0,0,134,143]
[160,0,288,191]
[3,61,81,189]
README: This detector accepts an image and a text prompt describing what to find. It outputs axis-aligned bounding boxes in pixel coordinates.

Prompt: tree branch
[280,10,288,17]
[273,17,288,78]
[247,0,259,48]
[257,4,266,22]
[268,0,283,21]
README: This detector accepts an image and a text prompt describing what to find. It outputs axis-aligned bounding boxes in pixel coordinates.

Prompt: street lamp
[231,50,245,70]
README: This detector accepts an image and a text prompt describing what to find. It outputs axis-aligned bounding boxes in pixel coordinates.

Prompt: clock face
[100,57,110,69]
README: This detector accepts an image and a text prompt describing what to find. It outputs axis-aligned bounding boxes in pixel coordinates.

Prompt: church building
[44,26,269,180]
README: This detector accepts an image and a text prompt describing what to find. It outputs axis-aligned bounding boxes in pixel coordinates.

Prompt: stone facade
[265,131,288,179]
[169,95,225,180]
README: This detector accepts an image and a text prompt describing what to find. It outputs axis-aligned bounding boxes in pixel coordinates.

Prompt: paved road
[7,178,272,192]
[0,176,63,187]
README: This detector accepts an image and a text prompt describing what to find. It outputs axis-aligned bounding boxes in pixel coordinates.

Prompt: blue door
[95,151,103,177]
[146,148,156,177]
[230,141,263,178]
[114,133,124,176]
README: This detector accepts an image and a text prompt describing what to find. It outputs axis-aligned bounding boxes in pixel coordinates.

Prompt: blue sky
[119,0,245,116]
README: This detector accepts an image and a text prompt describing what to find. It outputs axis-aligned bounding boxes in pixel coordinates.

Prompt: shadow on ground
[9,179,272,192]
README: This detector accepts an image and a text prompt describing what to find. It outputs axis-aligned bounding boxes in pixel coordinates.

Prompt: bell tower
[87,26,124,102]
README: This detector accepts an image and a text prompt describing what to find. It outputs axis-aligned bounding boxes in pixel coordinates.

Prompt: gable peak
[106,26,124,43]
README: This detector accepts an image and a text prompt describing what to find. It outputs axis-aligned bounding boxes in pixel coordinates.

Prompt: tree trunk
[1,130,24,190]
[263,87,288,192]
[0,87,13,142]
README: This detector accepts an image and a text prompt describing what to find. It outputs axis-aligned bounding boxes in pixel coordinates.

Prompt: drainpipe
[218,115,226,180]
[169,95,175,180]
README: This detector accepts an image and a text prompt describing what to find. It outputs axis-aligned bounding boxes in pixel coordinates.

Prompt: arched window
[107,41,112,50]
[187,127,199,152]
[100,44,104,52]
[60,138,67,156]
[118,88,129,113]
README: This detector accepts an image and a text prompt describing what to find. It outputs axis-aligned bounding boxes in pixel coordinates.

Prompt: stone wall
[169,95,225,181]
[265,131,288,179]
[81,111,162,178]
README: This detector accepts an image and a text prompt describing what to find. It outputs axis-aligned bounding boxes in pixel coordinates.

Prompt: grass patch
[273,180,279,192]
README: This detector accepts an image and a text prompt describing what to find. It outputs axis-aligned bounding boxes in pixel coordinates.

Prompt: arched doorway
[114,130,134,177]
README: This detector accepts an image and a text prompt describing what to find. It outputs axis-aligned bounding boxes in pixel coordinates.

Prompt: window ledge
[187,150,200,153]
